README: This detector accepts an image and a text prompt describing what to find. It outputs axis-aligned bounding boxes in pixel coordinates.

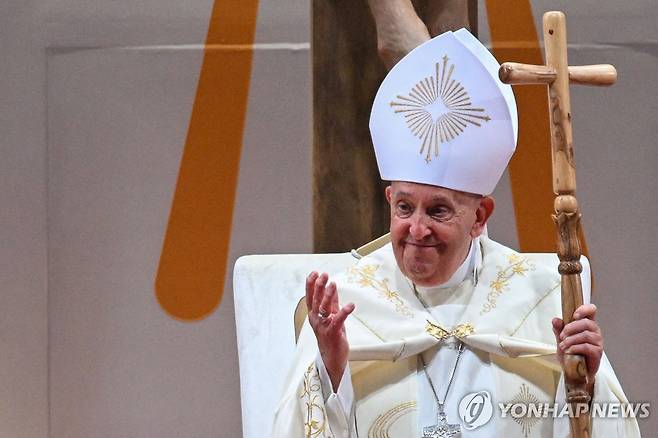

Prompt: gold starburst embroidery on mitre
[390,55,490,163]
[509,384,542,438]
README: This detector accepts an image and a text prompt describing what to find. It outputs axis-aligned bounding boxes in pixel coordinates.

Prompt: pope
[273,29,639,437]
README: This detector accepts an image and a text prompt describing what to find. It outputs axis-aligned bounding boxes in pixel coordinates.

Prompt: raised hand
[306,272,356,392]
[552,304,603,394]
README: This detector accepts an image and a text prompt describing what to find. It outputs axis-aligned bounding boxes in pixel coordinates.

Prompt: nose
[408,212,431,241]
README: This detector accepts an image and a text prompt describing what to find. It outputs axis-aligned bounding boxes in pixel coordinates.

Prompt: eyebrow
[393,191,454,204]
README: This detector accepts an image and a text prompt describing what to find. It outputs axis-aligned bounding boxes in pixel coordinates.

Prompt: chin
[409,274,439,286]
[395,244,445,284]
[404,261,437,285]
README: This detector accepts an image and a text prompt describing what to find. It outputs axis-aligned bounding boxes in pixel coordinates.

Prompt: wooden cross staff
[498,11,617,438]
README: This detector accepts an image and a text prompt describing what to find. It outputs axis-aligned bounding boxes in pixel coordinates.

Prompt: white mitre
[369,29,518,195]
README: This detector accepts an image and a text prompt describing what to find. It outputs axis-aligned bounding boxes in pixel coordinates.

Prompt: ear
[470,196,495,238]
[385,185,393,203]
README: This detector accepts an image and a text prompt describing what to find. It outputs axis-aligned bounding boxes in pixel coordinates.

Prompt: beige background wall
[0,0,655,436]
[0,2,49,436]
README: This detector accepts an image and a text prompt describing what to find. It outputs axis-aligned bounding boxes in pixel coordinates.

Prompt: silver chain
[412,283,466,410]
[419,340,464,409]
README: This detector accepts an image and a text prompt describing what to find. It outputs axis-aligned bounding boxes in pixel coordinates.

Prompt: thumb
[551,317,564,341]
[552,318,565,361]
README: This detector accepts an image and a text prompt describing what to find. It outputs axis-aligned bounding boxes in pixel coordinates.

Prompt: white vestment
[272,237,640,437]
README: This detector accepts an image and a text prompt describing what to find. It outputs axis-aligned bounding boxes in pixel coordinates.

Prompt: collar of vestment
[338,236,561,363]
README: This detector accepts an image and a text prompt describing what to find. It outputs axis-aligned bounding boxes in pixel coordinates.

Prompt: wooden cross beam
[498,11,617,438]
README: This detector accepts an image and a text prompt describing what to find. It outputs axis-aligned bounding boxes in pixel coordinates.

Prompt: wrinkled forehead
[389,180,479,202]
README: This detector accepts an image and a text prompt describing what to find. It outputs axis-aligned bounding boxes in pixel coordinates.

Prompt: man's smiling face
[386,181,493,286]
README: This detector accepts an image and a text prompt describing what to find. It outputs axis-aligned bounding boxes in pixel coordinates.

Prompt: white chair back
[233,252,356,438]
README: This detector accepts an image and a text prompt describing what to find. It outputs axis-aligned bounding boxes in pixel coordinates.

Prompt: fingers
[319,282,335,316]
[329,282,340,314]
[305,271,318,312]
[559,319,601,340]
[552,304,597,339]
[311,273,329,315]
[331,303,356,329]
[562,343,602,358]
[573,303,597,321]
[305,272,355,334]
[551,318,564,339]
[554,305,604,379]
[559,330,603,351]
[561,342,602,371]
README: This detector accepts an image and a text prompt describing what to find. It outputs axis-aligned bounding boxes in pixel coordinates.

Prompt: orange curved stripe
[155,0,259,321]
[485,0,588,259]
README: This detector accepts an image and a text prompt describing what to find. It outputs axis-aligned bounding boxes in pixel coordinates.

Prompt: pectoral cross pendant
[422,407,461,438]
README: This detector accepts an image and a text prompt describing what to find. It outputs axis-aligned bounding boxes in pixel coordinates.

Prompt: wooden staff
[498,11,617,438]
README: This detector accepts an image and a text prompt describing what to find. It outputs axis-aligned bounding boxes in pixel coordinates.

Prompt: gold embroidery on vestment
[509,383,542,437]
[300,364,333,437]
[425,320,474,340]
[348,264,414,317]
[367,400,417,438]
[351,314,386,342]
[509,282,561,337]
[480,254,536,315]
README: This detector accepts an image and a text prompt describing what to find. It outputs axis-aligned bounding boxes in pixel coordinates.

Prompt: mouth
[403,240,439,248]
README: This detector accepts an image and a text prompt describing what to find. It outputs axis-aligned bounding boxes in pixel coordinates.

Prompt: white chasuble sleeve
[272,321,356,438]
[316,353,357,436]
